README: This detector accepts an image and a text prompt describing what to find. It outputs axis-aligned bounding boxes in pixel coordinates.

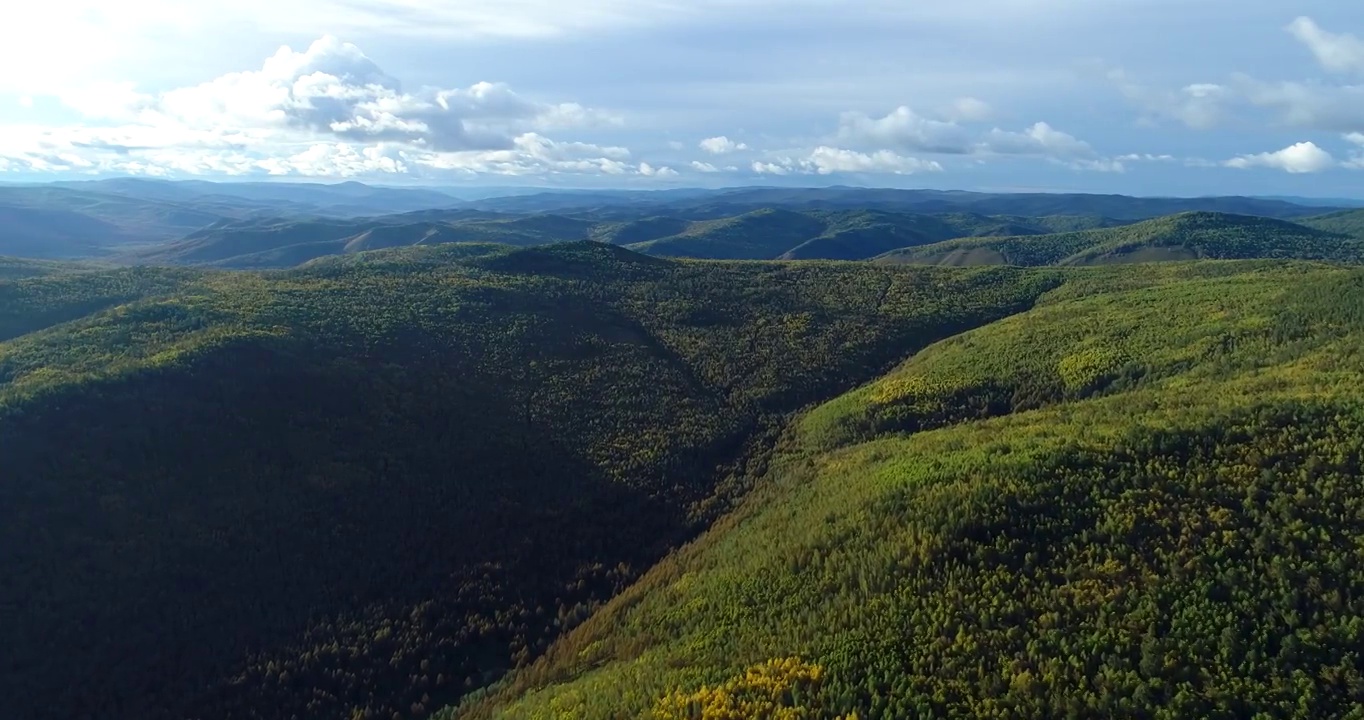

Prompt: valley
[3,180,1364,719]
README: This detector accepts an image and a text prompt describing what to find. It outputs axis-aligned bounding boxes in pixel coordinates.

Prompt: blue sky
[2,0,1363,196]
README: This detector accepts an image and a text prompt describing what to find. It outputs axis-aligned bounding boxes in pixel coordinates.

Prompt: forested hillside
[457,260,1364,719]
[0,242,1060,720]
[1301,209,1364,239]
[877,212,1363,267]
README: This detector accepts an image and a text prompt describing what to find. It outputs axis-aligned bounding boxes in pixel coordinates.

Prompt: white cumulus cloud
[638,161,678,177]
[699,136,748,154]
[836,106,973,154]
[0,36,646,180]
[1225,141,1335,174]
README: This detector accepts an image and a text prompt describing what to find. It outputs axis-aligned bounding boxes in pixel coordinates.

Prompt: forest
[5,180,1364,720]
[0,242,1057,720]
[459,261,1364,720]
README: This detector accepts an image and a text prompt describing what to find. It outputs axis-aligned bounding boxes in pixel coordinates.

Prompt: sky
[2,0,1363,197]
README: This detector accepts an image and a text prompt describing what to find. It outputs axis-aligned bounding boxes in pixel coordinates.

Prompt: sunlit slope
[461,261,1364,720]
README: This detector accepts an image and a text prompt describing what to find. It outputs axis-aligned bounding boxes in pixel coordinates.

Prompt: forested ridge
[457,260,1364,720]
[0,241,1060,720]
[876,211,1363,267]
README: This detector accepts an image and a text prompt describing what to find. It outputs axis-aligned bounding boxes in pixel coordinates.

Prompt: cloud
[834,106,1113,169]
[751,161,790,175]
[691,161,720,172]
[0,36,648,180]
[416,132,641,176]
[116,36,617,152]
[752,146,941,176]
[638,161,678,177]
[1116,153,1176,162]
[1345,132,1364,170]
[981,121,1093,157]
[699,136,748,154]
[1108,69,1230,130]
[1229,75,1364,134]
[1111,20,1364,135]
[942,97,992,122]
[1286,17,1364,77]
[836,106,973,154]
[1225,141,1335,174]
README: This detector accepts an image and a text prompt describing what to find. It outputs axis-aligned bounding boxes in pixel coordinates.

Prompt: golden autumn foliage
[651,658,858,720]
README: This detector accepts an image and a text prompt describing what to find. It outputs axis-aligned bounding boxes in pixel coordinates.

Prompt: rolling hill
[127,213,598,268]
[0,243,1060,720]
[456,259,1364,720]
[105,207,1122,268]
[0,204,134,258]
[464,186,1340,220]
[1300,209,1364,239]
[877,212,1364,267]
[624,208,829,259]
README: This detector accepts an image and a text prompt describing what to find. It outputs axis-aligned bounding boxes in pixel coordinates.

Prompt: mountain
[456,259,1364,720]
[1257,195,1364,208]
[0,181,1347,268]
[1300,209,1364,239]
[464,186,1337,220]
[0,186,245,248]
[0,243,1059,720]
[625,208,828,259]
[776,212,1119,261]
[129,213,596,268]
[108,208,1116,269]
[877,212,1364,267]
[50,178,462,217]
[0,204,134,258]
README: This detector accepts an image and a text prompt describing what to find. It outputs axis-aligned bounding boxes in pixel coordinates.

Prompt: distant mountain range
[2,179,1362,268]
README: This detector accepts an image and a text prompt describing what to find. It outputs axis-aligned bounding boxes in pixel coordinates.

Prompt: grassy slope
[461,260,1364,720]
[0,242,1061,720]
[877,212,1363,267]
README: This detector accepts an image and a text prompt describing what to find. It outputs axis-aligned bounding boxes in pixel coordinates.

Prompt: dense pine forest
[6,180,1364,720]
